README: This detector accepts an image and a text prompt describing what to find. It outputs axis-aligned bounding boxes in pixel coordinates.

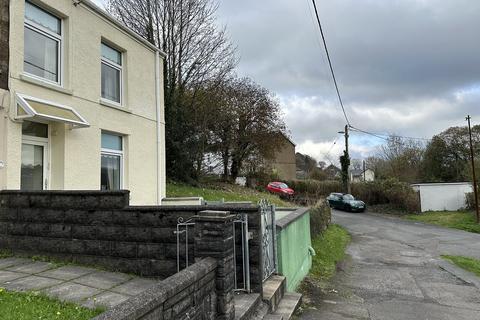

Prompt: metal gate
[176,213,251,292]
[260,199,277,282]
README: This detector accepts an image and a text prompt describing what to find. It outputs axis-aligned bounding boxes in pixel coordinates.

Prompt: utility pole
[466,115,479,223]
[363,159,366,182]
[338,125,351,194]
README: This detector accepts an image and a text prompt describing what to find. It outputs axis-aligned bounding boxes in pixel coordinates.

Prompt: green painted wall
[276,211,312,292]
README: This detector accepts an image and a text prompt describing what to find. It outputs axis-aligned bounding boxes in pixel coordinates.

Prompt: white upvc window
[101,43,123,105]
[24,1,62,85]
[101,132,124,190]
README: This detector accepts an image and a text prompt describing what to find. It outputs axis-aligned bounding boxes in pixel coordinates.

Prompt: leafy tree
[421,125,480,182]
[107,0,237,180]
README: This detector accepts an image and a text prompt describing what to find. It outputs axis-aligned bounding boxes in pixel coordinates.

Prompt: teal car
[327,193,366,212]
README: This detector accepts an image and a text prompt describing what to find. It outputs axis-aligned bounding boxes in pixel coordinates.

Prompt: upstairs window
[101,43,123,104]
[24,1,62,84]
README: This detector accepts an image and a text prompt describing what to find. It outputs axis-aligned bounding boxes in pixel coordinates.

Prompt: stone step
[234,293,262,320]
[271,292,302,320]
[262,275,286,312]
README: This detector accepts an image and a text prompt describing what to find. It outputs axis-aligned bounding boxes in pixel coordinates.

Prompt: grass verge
[442,255,480,277]
[406,211,480,233]
[0,288,104,320]
[166,181,293,207]
[310,224,351,281]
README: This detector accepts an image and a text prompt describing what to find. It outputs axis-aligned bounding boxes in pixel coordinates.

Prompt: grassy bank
[166,181,293,207]
[310,224,351,280]
[0,289,103,320]
[406,211,480,233]
[442,255,480,277]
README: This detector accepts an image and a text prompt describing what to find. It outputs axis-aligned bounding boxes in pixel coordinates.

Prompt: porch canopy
[15,93,90,128]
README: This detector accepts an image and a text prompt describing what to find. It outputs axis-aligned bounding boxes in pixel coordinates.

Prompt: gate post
[194,210,236,320]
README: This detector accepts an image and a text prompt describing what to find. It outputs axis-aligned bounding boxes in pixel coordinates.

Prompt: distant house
[271,134,296,181]
[350,168,375,183]
[325,164,341,180]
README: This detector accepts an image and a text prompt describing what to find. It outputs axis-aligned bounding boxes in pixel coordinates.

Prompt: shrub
[288,178,421,213]
[351,179,420,213]
[309,199,332,237]
[466,192,478,210]
[286,180,341,202]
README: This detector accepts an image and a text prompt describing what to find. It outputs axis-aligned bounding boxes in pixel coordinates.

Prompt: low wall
[0,190,263,292]
[94,258,218,320]
[276,208,312,292]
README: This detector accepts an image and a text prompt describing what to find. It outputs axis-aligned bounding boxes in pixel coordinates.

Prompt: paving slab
[6,261,56,274]
[110,278,158,296]
[0,257,31,269]
[0,271,29,284]
[3,275,63,291]
[74,271,132,290]
[43,282,102,303]
[82,291,131,309]
[38,265,95,281]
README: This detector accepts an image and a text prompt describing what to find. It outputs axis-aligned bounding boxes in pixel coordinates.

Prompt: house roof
[279,132,296,146]
[80,0,167,57]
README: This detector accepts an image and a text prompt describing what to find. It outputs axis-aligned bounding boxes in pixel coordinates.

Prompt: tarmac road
[297,209,480,320]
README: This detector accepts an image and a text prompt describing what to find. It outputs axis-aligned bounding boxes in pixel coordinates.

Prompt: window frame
[21,120,51,191]
[23,1,63,86]
[100,132,124,190]
[100,43,123,106]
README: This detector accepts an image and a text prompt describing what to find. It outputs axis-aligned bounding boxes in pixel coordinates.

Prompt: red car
[266,182,295,197]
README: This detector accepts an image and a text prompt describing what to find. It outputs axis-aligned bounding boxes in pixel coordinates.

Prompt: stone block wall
[0,190,263,290]
[94,257,218,320]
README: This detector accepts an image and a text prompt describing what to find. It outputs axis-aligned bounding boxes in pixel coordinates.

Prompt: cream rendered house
[0,0,166,204]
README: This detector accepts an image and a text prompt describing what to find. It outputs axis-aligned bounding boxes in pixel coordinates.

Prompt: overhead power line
[311,0,350,125]
[349,125,432,142]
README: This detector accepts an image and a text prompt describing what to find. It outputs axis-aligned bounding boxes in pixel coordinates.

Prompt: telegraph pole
[466,115,479,223]
[338,125,351,194]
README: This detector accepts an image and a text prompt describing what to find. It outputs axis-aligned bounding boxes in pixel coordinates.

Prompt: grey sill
[99,98,132,113]
[20,73,73,95]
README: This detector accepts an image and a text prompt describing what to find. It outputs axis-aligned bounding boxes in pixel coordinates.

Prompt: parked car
[327,193,366,212]
[266,182,295,198]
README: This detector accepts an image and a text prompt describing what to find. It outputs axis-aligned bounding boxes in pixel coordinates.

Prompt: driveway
[298,210,480,320]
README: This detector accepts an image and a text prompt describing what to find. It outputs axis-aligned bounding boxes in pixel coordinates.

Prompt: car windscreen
[278,183,288,189]
[343,194,354,200]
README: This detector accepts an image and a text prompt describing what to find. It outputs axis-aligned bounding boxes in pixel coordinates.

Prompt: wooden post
[466,115,479,223]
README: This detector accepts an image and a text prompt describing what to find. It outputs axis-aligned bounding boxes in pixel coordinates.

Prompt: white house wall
[2,0,166,204]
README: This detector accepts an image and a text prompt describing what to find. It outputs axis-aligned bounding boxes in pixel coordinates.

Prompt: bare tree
[107,0,237,179]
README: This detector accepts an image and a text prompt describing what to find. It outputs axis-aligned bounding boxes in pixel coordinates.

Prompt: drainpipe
[155,51,162,205]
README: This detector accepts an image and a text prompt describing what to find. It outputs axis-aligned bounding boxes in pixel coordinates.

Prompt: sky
[93,0,480,165]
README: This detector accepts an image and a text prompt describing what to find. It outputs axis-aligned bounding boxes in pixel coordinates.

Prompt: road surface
[298,210,480,320]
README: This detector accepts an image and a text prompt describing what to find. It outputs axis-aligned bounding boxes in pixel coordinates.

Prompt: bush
[351,179,421,213]
[309,199,332,237]
[288,178,421,213]
[466,192,478,210]
[286,180,341,203]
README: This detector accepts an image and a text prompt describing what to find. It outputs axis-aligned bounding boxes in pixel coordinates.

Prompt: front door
[21,121,49,190]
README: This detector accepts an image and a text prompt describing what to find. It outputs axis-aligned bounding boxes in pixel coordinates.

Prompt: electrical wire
[349,125,431,142]
[311,0,350,126]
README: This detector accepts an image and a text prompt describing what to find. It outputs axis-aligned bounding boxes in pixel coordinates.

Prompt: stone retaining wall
[0,190,263,291]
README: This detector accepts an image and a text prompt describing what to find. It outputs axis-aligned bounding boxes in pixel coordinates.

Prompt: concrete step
[271,292,302,320]
[234,293,262,320]
[262,275,286,312]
